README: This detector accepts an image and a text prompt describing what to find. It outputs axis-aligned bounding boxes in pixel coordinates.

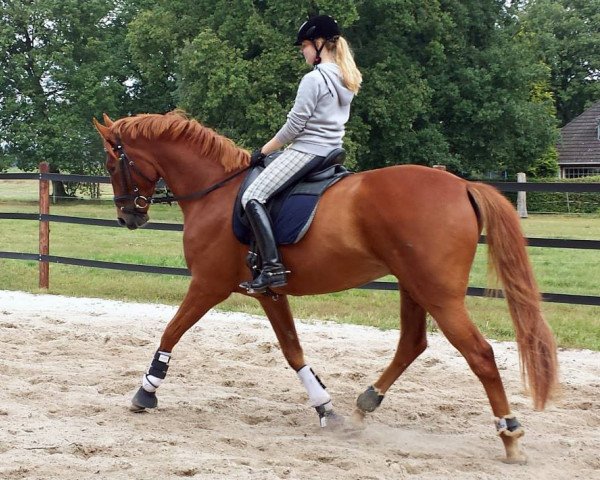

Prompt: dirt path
[0,290,598,479]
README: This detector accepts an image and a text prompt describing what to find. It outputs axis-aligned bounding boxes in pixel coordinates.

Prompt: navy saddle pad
[233,149,351,245]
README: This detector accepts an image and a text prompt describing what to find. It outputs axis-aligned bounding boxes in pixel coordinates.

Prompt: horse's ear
[93,117,111,139]
[102,113,114,126]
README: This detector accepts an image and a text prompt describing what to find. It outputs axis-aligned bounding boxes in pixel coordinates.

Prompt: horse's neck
[157,144,229,195]
[154,142,240,215]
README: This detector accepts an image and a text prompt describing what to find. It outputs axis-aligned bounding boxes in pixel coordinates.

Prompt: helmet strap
[312,40,324,65]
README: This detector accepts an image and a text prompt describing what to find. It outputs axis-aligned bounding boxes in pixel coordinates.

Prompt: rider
[240,14,362,293]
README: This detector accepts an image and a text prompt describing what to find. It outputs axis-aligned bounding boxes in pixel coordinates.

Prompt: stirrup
[240,269,289,294]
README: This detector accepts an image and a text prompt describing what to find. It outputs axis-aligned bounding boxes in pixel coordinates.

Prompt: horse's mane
[111,110,250,172]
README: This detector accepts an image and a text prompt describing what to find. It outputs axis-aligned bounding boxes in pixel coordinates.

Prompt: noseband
[109,139,251,212]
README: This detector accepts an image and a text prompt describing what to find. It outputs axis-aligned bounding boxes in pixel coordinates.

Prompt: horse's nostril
[117,217,126,226]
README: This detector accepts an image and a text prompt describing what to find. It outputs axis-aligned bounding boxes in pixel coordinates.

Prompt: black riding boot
[240,200,288,293]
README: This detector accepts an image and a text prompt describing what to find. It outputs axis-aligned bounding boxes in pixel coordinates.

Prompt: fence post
[39,162,50,289]
[517,172,528,218]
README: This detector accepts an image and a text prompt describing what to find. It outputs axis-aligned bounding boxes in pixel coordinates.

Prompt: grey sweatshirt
[274,63,354,156]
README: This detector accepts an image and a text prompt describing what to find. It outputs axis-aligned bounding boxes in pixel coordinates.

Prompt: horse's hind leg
[430,301,526,463]
[258,294,343,428]
[130,283,228,411]
[355,288,427,415]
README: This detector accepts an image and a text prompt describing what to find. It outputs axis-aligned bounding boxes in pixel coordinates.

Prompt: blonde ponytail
[330,36,362,94]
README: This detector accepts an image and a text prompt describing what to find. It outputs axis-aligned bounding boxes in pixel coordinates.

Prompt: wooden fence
[1,164,599,306]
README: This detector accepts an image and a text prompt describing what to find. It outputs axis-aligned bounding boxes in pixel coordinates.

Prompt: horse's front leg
[131,283,228,411]
[258,295,344,428]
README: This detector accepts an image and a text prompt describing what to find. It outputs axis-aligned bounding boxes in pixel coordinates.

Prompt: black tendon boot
[240,200,288,293]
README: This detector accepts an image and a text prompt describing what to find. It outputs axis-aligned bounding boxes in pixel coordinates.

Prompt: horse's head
[93,114,159,230]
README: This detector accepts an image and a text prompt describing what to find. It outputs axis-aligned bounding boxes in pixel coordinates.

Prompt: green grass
[1,177,599,351]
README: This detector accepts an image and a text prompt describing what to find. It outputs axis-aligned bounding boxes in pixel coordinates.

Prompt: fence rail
[2,212,600,250]
[2,171,598,192]
[1,168,599,306]
[485,181,599,193]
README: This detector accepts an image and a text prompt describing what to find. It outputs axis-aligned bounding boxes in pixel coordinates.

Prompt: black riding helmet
[294,15,341,65]
[294,15,341,45]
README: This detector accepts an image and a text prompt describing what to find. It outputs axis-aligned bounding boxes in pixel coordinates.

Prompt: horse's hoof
[502,452,528,465]
[315,402,345,430]
[350,408,367,428]
[356,386,384,413]
[129,403,146,412]
[131,387,158,411]
[319,410,345,430]
[502,443,528,465]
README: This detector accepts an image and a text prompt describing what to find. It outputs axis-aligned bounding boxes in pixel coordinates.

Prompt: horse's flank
[111,110,250,172]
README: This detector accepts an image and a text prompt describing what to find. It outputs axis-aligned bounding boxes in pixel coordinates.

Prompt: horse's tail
[466,182,558,410]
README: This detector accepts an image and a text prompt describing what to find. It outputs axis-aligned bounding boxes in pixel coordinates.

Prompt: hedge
[506,176,600,214]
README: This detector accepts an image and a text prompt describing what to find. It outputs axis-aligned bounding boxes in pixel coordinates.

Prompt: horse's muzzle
[117,212,149,230]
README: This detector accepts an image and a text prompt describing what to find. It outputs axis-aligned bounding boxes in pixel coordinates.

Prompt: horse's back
[282,165,481,295]
[319,164,477,236]
[346,164,478,241]
[356,164,470,205]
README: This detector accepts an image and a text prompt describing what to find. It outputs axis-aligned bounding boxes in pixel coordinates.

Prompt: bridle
[109,138,251,212]
[110,137,157,212]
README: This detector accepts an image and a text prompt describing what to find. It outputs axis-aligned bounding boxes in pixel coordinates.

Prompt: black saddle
[232,148,351,245]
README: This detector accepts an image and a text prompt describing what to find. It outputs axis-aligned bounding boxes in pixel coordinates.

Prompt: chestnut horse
[94,111,557,462]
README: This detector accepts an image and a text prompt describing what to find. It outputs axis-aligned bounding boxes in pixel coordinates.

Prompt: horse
[93,110,558,463]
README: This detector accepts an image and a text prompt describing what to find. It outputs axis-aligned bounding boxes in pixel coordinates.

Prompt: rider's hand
[250,149,266,166]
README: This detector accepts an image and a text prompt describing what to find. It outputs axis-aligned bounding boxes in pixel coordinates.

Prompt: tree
[125,0,573,179]
[518,0,600,125]
[349,0,557,176]
[437,1,558,176]
[0,0,150,195]
[127,0,364,162]
[0,0,563,182]
[348,0,453,171]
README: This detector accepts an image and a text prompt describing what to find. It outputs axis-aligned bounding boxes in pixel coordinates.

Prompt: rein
[111,138,251,211]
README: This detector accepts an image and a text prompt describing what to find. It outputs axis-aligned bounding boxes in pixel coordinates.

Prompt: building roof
[557,100,600,165]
